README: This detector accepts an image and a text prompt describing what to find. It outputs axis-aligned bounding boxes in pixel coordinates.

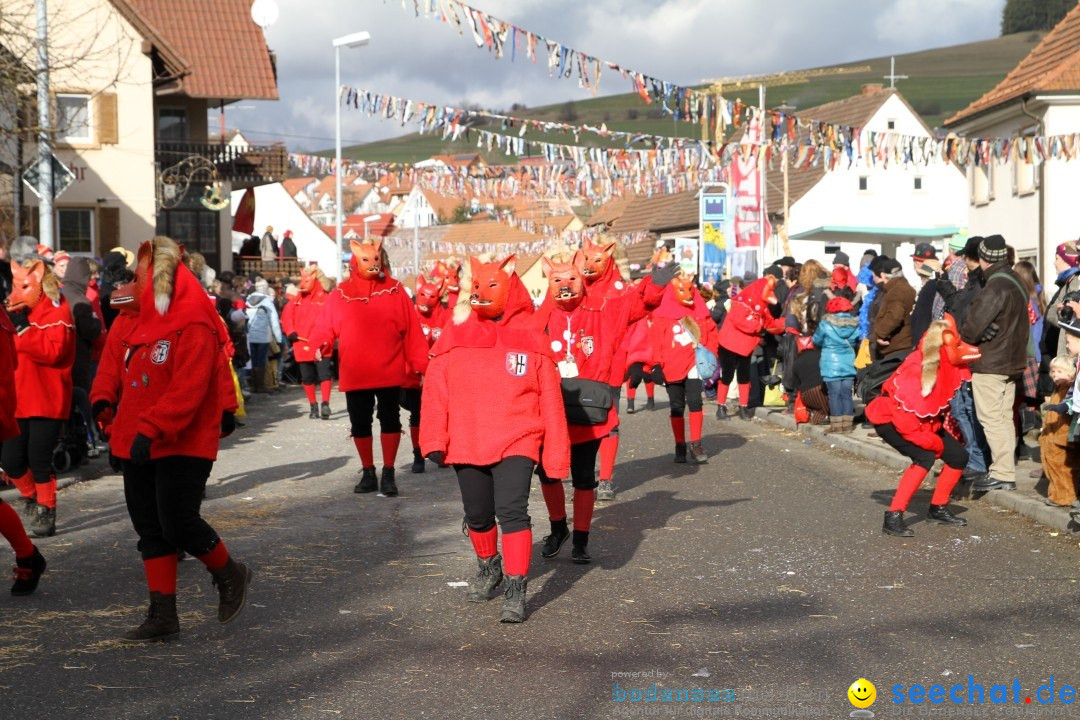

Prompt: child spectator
[813,297,860,434]
[790,336,829,425]
[1041,354,1078,507]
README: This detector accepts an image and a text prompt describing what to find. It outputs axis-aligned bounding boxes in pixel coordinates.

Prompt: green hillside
[335,31,1044,164]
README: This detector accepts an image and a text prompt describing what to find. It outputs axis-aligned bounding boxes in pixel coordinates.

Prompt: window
[157,108,188,141]
[56,94,91,143]
[156,207,220,269]
[887,119,896,130]
[1014,158,1037,196]
[56,208,94,253]
[914,176,923,191]
[858,176,869,191]
[971,165,992,205]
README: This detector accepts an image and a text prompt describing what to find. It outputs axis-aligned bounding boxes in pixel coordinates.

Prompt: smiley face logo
[848,679,876,709]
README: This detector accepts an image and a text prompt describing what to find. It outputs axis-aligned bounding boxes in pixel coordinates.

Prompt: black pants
[455,456,533,534]
[876,422,969,471]
[625,362,650,388]
[719,347,751,386]
[538,438,602,490]
[1,418,63,484]
[298,358,332,385]
[400,388,421,428]
[345,387,402,438]
[666,379,703,417]
[123,456,219,560]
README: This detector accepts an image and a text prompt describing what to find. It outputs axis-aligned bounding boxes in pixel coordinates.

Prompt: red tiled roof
[609,190,700,234]
[948,6,1080,126]
[118,0,278,100]
[282,177,317,197]
[421,189,468,222]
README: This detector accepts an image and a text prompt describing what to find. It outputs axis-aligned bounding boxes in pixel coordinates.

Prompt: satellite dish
[250,0,279,29]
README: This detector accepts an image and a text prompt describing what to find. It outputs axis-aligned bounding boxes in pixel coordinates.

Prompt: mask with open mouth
[298,266,324,294]
[941,313,981,367]
[541,252,585,311]
[671,272,697,307]
[414,274,442,317]
[468,255,516,320]
[349,238,384,279]
[444,261,461,293]
[110,241,152,314]
[6,260,48,313]
[580,238,615,283]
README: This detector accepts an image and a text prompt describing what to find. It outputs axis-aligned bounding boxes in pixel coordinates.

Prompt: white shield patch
[506,352,528,377]
[580,336,594,357]
[150,340,171,365]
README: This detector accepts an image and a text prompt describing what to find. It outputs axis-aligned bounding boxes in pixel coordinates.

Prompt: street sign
[22,154,76,200]
[699,184,729,284]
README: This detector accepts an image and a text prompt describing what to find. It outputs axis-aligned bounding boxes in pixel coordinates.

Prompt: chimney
[861,83,884,96]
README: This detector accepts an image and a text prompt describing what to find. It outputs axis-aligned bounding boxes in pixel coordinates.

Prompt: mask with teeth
[542,252,585,311]
[671,272,697,307]
[580,238,615,283]
[941,313,981,367]
[349,238,384,279]
[6,260,47,313]
[414,274,442,317]
[468,255,516,320]
[109,241,152,314]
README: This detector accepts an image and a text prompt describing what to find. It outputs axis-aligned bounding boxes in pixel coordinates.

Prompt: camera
[1061,289,1080,325]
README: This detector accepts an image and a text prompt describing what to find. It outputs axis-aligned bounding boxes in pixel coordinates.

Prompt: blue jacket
[857,265,876,340]
[246,292,282,344]
[813,312,860,381]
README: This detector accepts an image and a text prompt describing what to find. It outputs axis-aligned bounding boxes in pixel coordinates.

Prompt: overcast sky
[224,0,1005,153]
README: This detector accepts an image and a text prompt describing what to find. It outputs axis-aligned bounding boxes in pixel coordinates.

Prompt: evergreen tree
[1002,0,1076,35]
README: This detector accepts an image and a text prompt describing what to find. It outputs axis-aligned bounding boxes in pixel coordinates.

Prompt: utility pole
[36,0,53,249]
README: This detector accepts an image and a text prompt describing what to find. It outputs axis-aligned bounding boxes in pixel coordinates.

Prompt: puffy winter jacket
[14,297,76,420]
[812,313,860,382]
[245,292,282,344]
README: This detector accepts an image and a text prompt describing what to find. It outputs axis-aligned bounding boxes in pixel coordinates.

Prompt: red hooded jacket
[90,312,136,436]
[649,285,719,383]
[404,303,450,391]
[281,282,331,363]
[584,264,663,384]
[718,277,785,356]
[14,296,76,420]
[420,276,570,478]
[0,313,19,441]
[621,316,654,367]
[310,269,429,392]
[105,261,232,461]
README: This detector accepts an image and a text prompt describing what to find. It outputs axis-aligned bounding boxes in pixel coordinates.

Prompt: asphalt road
[1,388,1078,720]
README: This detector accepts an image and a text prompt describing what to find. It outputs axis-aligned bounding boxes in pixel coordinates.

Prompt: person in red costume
[650,273,720,463]
[311,238,429,497]
[90,236,247,643]
[532,253,673,562]
[622,317,656,414]
[420,255,569,623]
[401,273,450,474]
[0,310,47,595]
[281,265,333,420]
[2,259,75,538]
[716,275,786,420]
[866,315,981,537]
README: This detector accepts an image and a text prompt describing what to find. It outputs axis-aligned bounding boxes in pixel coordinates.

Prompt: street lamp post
[332,31,370,281]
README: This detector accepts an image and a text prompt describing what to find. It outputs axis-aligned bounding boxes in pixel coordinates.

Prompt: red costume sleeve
[90,329,125,406]
[727,303,765,336]
[699,317,720,353]
[400,290,431,377]
[281,298,297,339]
[537,356,571,479]
[419,353,450,456]
[0,325,18,442]
[16,321,73,367]
[309,291,340,355]
[134,324,218,443]
[640,278,665,313]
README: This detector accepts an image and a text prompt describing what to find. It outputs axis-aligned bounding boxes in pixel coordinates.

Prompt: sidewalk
[753,406,1079,534]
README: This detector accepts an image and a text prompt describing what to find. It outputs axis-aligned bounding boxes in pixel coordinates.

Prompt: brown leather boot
[209,557,252,624]
[121,591,180,643]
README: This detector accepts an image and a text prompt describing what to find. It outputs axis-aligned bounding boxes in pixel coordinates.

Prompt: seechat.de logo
[848,678,877,718]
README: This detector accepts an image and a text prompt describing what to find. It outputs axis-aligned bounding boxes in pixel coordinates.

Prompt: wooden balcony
[156,140,287,188]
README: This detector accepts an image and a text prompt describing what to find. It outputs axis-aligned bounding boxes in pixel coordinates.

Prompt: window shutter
[97,206,120,256]
[97,93,118,144]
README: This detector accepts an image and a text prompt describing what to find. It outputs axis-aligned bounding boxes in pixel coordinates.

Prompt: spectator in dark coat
[910,257,942,346]
[871,259,916,361]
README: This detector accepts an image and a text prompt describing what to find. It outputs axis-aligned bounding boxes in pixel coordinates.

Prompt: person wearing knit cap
[859,249,878,270]
[832,251,857,294]
[960,234,1029,491]
[1044,240,1080,359]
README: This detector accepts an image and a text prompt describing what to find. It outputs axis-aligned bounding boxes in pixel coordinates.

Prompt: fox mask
[414,274,442,317]
[350,238,383,279]
[468,255,517,320]
[580,238,615,283]
[6,260,47,313]
[542,252,585,311]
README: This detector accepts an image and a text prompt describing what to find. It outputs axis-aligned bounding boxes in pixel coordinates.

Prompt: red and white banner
[729,152,770,249]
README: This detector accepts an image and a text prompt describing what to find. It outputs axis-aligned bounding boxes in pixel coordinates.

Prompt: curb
[752,407,1078,534]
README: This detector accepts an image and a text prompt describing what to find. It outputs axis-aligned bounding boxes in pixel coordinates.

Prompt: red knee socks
[320,380,332,403]
[9,473,35,500]
[626,385,637,400]
[737,382,750,407]
[541,481,567,521]
[599,435,619,481]
[932,466,964,505]
[573,489,595,533]
[303,384,316,404]
[197,540,229,571]
[715,383,730,403]
[689,410,703,443]
[468,526,498,559]
[0,501,34,559]
[143,554,178,595]
[645,381,654,399]
[380,433,401,468]
[670,416,686,444]
[353,436,374,467]
[890,465,929,512]
[409,426,421,451]
[36,477,57,510]
[500,529,532,577]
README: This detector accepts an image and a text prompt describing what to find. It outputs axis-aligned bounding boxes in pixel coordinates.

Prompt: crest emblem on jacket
[580,336,594,357]
[150,340,171,364]
[506,352,528,377]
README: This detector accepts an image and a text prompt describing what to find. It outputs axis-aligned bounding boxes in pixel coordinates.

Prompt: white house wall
[1041,102,1080,285]
[230,183,337,271]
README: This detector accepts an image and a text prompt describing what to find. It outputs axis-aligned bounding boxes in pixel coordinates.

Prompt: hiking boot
[540,520,569,558]
[882,510,914,537]
[380,467,398,496]
[11,547,46,596]
[823,418,842,434]
[121,592,180,643]
[308,403,319,419]
[30,506,55,538]
[716,404,730,420]
[466,553,503,602]
[410,449,425,474]
[645,397,655,411]
[626,398,636,414]
[320,402,331,420]
[689,442,707,464]
[209,556,252,624]
[927,504,967,526]
[354,466,378,493]
[13,496,37,517]
[597,480,615,501]
[738,406,753,421]
[674,443,687,464]
[499,575,528,623]
[571,530,591,565]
